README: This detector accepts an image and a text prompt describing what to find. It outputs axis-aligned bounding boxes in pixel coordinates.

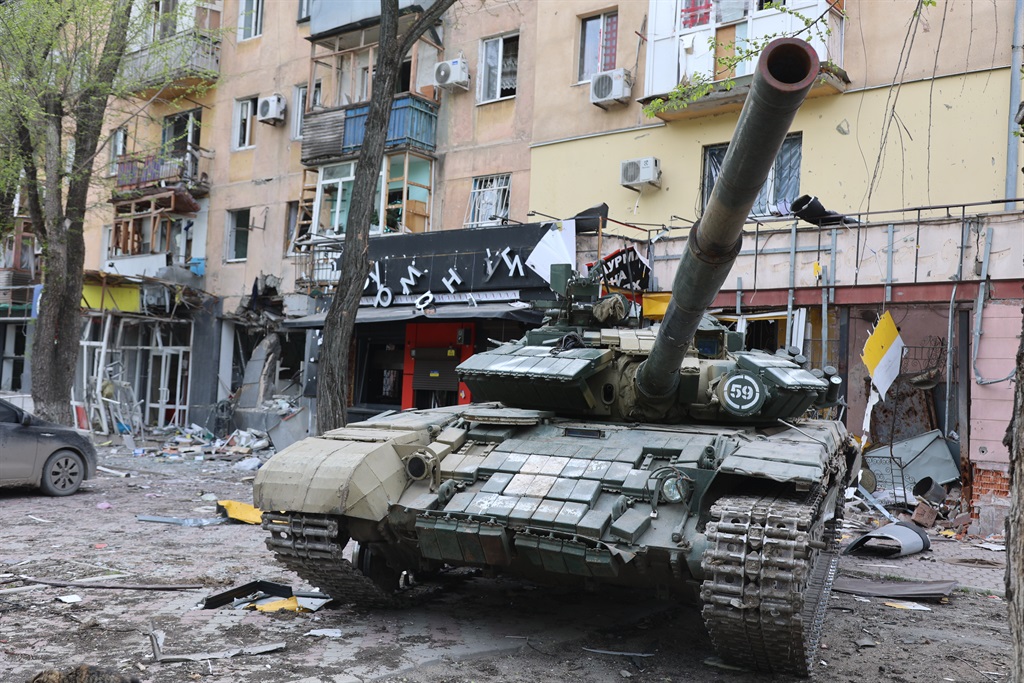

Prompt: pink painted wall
[969,301,1022,468]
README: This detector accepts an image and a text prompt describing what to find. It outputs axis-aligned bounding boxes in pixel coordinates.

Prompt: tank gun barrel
[636,38,820,400]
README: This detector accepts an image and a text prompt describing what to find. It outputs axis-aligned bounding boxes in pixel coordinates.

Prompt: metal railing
[120,30,220,88]
[114,145,209,193]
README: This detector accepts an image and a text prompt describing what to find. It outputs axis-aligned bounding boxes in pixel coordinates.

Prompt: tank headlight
[661,477,685,503]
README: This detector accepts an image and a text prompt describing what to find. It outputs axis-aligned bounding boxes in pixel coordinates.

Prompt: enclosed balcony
[120,30,220,93]
[301,94,438,167]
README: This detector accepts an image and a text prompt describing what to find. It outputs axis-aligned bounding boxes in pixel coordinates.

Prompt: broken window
[465,173,511,228]
[579,11,617,82]
[702,133,802,218]
[227,208,251,261]
[480,34,518,103]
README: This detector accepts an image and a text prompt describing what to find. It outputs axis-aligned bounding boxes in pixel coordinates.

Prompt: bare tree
[1006,298,1023,683]
[317,0,457,432]
[0,0,215,423]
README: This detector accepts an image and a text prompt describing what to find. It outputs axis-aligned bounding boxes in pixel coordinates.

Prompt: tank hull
[254,404,856,674]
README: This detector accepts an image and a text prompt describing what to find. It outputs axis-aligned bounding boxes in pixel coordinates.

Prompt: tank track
[700,491,838,676]
[261,511,417,609]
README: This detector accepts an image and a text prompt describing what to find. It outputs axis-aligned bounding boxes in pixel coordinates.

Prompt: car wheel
[39,449,85,496]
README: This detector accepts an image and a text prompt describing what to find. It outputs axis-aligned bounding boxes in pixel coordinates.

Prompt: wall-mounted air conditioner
[257,94,286,124]
[620,157,661,190]
[590,68,633,109]
[433,59,470,90]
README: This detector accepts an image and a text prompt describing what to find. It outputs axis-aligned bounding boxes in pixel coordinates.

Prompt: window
[149,0,178,41]
[285,200,301,254]
[680,0,712,29]
[297,0,310,22]
[227,209,251,261]
[465,174,510,227]
[578,11,617,82]
[234,97,257,150]
[480,34,518,103]
[292,82,321,139]
[108,127,128,177]
[238,0,263,40]
[702,133,802,218]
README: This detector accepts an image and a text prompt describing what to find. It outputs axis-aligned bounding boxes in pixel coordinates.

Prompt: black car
[0,397,98,495]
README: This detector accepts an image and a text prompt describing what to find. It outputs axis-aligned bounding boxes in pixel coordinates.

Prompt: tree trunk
[316,0,457,433]
[1006,297,1024,683]
[26,0,133,424]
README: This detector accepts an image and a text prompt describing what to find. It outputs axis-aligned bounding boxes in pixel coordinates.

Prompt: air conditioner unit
[257,94,286,124]
[433,59,470,90]
[590,68,633,109]
[620,157,661,189]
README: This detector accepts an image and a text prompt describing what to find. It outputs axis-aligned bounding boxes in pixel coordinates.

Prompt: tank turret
[253,37,860,678]
[457,39,833,424]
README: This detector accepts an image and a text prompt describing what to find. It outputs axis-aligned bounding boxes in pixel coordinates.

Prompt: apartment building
[0,0,1019,529]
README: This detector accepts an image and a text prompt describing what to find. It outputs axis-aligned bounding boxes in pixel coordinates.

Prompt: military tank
[253,37,860,676]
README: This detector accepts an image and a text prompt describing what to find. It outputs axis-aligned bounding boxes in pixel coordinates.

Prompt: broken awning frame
[282,302,545,328]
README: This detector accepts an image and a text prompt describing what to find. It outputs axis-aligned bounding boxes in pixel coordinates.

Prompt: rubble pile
[133,424,276,462]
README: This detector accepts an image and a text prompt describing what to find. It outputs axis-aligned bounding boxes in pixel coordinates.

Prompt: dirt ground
[0,448,1013,683]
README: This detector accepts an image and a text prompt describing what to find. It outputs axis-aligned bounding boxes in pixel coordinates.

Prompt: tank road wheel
[699,493,838,676]
[356,543,406,593]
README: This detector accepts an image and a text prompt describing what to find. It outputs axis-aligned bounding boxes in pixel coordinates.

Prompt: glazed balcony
[301,94,437,166]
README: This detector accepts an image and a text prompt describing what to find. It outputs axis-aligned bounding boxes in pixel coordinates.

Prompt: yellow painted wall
[81,284,141,313]
[530,70,1015,229]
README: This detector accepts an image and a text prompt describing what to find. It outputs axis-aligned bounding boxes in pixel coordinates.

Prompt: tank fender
[253,433,422,519]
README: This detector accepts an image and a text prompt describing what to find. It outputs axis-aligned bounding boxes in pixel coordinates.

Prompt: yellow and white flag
[861,310,905,399]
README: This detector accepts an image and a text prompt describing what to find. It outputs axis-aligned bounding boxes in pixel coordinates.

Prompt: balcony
[120,30,220,92]
[301,94,437,166]
[114,145,210,197]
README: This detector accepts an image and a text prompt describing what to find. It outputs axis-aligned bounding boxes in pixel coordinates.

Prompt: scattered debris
[862,430,960,506]
[977,542,1006,552]
[18,576,204,591]
[96,466,129,477]
[304,629,345,638]
[148,629,286,663]
[854,636,877,649]
[844,521,931,558]
[95,502,113,510]
[946,557,1004,569]
[144,424,277,461]
[884,601,932,611]
[832,577,957,600]
[57,595,82,603]
[216,500,263,525]
[200,580,330,612]
[136,514,229,527]
[26,515,53,523]
[582,648,655,658]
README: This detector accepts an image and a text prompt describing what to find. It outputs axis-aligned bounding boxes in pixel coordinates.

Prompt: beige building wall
[434,0,538,230]
[204,0,311,311]
[85,0,314,312]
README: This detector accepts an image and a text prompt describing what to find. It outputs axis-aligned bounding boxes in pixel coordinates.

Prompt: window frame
[702,132,803,219]
[233,97,257,151]
[297,0,310,23]
[226,208,251,262]
[238,0,264,41]
[292,81,322,140]
[311,161,388,238]
[464,173,511,228]
[578,10,618,83]
[108,127,128,177]
[478,33,519,104]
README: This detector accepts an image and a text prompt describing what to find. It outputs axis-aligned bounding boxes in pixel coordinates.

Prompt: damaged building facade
[0,0,1020,532]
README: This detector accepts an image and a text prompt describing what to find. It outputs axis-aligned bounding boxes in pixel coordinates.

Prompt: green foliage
[642,3,837,118]
[0,0,223,207]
